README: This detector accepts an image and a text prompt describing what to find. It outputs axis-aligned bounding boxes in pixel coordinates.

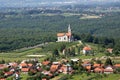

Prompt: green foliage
[28,71,35,76]
[0,59,5,64]
[53,48,59,57]
[113,40,120,56]
[59,44,66,53]
[0,6,119,57]
[59,74,72,80]
[105,58,113,66]
[0,70,4,78]
[116,67,120,73]
[3,68,9,72]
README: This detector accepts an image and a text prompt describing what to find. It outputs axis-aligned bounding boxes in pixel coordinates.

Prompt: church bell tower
[68,24,71,34]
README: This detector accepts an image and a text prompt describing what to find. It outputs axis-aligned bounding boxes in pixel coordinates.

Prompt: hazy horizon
[0,0,120,7]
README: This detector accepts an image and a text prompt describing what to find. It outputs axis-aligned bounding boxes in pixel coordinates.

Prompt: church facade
[57,24,73,42]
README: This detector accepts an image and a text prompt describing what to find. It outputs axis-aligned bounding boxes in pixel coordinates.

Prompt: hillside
[0,6,120,51]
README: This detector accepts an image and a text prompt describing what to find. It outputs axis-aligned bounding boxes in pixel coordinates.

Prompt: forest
[0,6,120,52]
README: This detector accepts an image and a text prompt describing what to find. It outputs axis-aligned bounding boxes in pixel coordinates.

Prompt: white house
[104,66,114,74]
[83,46,92,54]
[57,24,73,42]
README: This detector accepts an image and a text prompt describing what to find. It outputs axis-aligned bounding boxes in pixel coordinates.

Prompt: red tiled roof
[0,64,7,69]
[19,63,28,67]
[0,78,6,80]
[42,61,50,65]
[57,32,71,37]
[21,68,29,72]
[85,66,91,70]
[114,64,120,67]
[4,71,14,76]
[83,46,91,51]
[94,67,104,72]
[93,64,101,67]
[50,65,59,72]
[28,63,33,67]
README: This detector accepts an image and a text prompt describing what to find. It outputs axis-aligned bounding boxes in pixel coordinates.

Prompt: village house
[57,24,73,42]
[106,48,113,53]
[8,62,18,68]
[4,71,14,77]
[0,64,8,70]
[83,46,92,54]
[104,66,114,74]
[114,64,120,68]
[42,60,51,66]
[2,57,120,79]
[21,68,30,74]
[59,64,73,74]
[94,67,104,73]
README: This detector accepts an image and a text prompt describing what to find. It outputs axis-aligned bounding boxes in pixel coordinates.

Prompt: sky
[0,0,119,7]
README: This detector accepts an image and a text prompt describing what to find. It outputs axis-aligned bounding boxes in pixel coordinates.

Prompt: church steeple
[68,24,71,33]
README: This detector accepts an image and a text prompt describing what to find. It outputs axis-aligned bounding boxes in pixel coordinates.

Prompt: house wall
[57,35,69,42]
[83,50,91,54]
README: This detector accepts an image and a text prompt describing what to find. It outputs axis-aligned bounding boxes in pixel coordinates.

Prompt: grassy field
[70,73,120,80]
[80,15,101,19]
[0,47,47,62]
[1,41,120,80]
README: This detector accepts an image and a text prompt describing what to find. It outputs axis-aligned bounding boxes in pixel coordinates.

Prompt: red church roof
[83,46,92,51]
[57,32,71,37]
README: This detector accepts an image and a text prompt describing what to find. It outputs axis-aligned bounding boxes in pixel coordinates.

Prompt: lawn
[0,47,47,62]
[80,15,101,19]
[70,73,120,80]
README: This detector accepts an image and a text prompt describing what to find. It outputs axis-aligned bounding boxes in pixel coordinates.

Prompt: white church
[57,24,73,42]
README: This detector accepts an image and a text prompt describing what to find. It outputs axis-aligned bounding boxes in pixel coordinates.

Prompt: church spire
[68,24,71,33]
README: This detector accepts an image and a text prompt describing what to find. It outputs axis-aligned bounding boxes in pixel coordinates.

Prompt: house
[83,46,92,54]
[104,66,114,74]
[93,64,101,68]
[9,62,18,68]
[42,61,50,66]
[42,70,53,78]
[50,64,59,72]
[59,64,72,74]
[106,48,113,53]
[15,72,20,80]
[114,64,120,68]
[71,58,79,62]
[21,68,29,73]
[85,65,91,72]
[4,71,14,77]
[82,61,91,67]
[28,63,33,67]
[0,64,8,70]
[19,63,28,69]
[94,67,104,73]
[57,24,73,42]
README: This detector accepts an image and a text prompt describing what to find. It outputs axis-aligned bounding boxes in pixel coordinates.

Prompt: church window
[64,37,66,40]
[59,37,61,40]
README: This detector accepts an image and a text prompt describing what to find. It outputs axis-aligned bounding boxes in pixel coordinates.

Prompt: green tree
[53,48,59,57]
[105,58,113,66]
[60,44,66,53]
[0,70,4,78]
